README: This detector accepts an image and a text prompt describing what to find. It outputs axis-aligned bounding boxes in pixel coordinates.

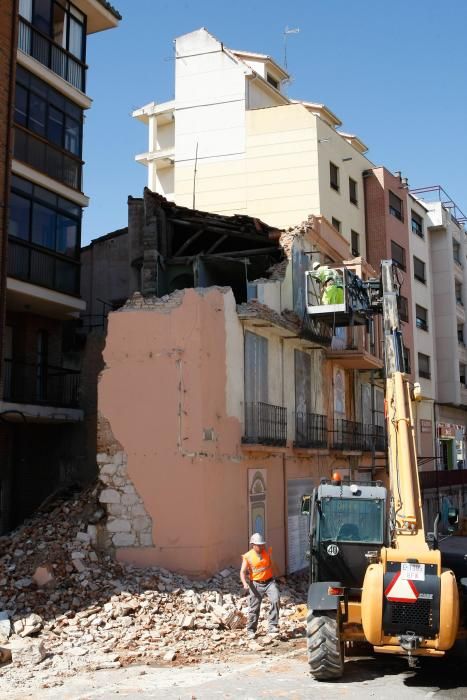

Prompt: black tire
[306,610,344,680]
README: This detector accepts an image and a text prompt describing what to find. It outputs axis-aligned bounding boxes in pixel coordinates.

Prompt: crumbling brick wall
[96,414,153,549]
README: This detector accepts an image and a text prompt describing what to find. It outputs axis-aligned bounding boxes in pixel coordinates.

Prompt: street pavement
[7,646,466,700]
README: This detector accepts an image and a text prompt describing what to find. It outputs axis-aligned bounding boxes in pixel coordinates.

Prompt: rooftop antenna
[283,26,300,71]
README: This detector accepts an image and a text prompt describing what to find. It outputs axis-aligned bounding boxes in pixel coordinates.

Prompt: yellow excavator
[302,260,467,679]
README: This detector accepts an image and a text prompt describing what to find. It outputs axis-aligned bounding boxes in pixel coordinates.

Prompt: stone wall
[97,450,153,548]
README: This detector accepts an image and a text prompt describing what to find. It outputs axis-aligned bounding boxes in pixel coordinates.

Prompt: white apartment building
[133,28,373,257]
[408,195,437,465]
[411,187,467,523]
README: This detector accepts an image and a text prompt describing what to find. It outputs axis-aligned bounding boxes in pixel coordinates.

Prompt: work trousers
[247,579,280,632]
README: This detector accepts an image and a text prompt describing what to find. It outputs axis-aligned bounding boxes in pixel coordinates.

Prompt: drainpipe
[0,1,18,391]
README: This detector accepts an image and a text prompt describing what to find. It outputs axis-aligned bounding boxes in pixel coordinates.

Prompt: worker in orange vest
[240,532,280,639]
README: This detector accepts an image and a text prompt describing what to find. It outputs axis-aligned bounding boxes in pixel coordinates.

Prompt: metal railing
[14,126,82,191]
[243,401,287,446]
[294,412,327,448]
[330,419,365,450]
[7,239,80,296]
[3,359,80,408]
[18,18,86,92]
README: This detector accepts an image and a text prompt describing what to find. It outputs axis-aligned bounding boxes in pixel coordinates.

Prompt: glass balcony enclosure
[18,0,87,92]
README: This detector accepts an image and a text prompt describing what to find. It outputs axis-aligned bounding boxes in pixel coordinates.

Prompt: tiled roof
[96,0,122,20]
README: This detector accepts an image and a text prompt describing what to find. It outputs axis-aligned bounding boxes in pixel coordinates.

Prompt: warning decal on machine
[385,571,419,603]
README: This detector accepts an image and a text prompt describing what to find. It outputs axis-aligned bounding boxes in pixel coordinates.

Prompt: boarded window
[244,331,268,404]
[294,350,311,416]
[287,478,314,573]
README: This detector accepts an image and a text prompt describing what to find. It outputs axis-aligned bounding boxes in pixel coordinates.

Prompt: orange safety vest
[243,546,274,582]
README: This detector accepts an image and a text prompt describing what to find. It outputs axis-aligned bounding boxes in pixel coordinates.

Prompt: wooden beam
[173,228,205,256]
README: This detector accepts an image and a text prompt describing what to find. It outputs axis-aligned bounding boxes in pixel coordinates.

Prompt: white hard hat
[250,533,266,545]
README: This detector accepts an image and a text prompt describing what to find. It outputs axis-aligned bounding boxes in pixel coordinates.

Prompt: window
[413,256,426,283]
[415,304,428,331]
[460,365,466,386]
[319,498,384,544]
[456,282,463,306]
[349,178,358,205]
[330,162,339,192]
[398,295,409,322]
[244,331,268,405]
[14,67,83,158]
[389,191,403,221]
[351,230,360,257]
[403,345,411,374]
[411,210,423,237]
[391,240,406,270]
[453,240,461,265]
[20,0,86,63]
[331,217,341,232]
[418,353,431,380]
[266,73,279,90]
[458,325,464,345]
[9,175,81,259]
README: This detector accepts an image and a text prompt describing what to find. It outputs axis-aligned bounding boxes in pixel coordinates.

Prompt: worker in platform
[240,533,280,639]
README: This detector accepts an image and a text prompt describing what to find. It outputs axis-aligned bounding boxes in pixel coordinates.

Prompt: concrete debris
[32,564,55,588]
[13,613,43,637]
[0,485,308,691]
[0,645,12,664]
[9,637,47,666]
[0,611,11,642]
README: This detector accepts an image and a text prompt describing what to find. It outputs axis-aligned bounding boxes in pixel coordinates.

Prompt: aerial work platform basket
[305,265,373,327]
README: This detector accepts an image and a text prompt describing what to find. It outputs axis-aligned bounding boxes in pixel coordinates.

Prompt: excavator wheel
[306,609,344,680]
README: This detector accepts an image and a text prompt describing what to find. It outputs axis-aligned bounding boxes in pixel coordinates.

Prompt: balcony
[243,401,287,446]
[8,239,80,297]
[18,17,86,92]
[14,126,82,191]
[294,412,327,448]
[330,420,385,452]
[3,359,80,409]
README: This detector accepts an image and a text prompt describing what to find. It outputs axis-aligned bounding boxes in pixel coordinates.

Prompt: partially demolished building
[82,189,385,577]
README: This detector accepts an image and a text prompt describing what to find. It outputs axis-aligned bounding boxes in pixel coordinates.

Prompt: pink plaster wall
[98,288,289,576]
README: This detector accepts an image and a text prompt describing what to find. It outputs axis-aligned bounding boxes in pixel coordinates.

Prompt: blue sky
[82,0,467,244]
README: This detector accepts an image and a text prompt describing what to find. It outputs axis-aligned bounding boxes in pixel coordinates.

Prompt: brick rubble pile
[0,486,307,690]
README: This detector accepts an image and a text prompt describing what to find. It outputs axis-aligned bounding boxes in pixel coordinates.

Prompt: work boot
[246,630,256,640]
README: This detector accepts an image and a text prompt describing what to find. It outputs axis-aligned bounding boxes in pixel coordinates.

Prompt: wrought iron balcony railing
[7,239,80,296]
[3,359,80,408]
[331,419,365,450]
[14,126,82,191]
[243,401,287,446]
[18,17,86,92]
[331,419,386,452]
[294,412,327,448]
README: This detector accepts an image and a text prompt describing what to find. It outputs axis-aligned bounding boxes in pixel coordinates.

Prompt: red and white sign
[385,571,419,603]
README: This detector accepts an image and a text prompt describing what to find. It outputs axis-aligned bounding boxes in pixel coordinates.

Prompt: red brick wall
[364,166,414,379]
[0,0,18,394]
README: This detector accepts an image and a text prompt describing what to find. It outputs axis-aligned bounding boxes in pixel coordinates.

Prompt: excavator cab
[309,479,387,588]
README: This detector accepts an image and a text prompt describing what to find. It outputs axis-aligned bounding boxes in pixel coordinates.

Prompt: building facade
[84,189,386,576]
[0,0,120,533]
[410,187,467,524]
